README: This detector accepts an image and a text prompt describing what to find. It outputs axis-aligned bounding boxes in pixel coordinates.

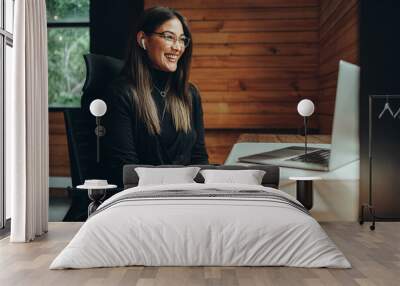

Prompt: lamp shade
[89,99,107,117]
[297,99,315,117]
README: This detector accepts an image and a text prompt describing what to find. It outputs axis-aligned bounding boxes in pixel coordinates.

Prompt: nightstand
[288,176,322,210]
[77,183,117,216]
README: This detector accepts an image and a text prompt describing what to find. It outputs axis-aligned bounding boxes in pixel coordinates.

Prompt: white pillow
[135,167,201,186]
[200,169,266,185]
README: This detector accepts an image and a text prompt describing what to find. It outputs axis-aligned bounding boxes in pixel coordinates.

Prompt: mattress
[50,183,350,269]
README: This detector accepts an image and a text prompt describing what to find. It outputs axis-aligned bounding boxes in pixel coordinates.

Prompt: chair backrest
[81,53,124,115]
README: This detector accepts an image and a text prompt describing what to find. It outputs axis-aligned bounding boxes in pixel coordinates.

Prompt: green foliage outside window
[46,0,89,107]
[47,0,89,22]
[48,28,89,107]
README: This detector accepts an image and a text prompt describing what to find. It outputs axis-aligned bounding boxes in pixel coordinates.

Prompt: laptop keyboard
[286,149,330,165]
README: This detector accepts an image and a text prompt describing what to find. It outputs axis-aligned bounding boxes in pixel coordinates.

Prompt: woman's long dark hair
[122,6,193,135]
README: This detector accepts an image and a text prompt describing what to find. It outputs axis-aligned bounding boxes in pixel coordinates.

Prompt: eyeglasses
[150,31,191,48]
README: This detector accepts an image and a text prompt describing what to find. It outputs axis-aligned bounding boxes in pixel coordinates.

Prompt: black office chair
[63,53,124,221]
[62,108,95,221]
[81,53,124,115]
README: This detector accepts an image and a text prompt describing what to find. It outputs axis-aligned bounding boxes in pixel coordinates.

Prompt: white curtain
[6,0,49,242]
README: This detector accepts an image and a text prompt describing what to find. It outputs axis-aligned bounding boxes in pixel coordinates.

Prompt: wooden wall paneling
[189,18,319,33]
[193,43,319,57]
[192,31,318,44]
[319,87,336,101]
[196,79,318,92]
[205,130,242,164]
[318,0,360,134]
[320,43,359,76]
[320,0,358,27]
[191,55,318,68]
[201,91,319,103]
[179,7,319,21]
[203,102,301,114]
[191,68,318,79]
[316,100,335,116]
[320,26,358,67]
[320,1,359,43]
[319,72,338,90]
[202,101,318,129]
[49,111,70,177]
[204,114,318,129]
[317,115,333,140]
[320,0,335,16]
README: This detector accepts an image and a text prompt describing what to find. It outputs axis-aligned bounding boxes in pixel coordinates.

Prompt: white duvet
[50,183,350,269]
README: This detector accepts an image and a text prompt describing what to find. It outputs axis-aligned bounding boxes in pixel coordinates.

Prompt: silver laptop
[238,60,360,171]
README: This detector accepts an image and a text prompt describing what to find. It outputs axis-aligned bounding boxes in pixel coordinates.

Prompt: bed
[50,165,350,269]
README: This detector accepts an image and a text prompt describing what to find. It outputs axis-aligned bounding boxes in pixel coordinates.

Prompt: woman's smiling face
[139,18,186,72]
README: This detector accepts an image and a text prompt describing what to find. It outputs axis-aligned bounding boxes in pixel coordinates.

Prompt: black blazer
[102,78,209,186]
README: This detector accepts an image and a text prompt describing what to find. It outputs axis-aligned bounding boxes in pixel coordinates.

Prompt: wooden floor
[0,222,399,286]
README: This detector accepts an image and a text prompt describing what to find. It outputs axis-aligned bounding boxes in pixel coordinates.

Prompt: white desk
[225,142,359,222]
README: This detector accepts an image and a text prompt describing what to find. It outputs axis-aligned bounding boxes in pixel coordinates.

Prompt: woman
[103,6,209,187]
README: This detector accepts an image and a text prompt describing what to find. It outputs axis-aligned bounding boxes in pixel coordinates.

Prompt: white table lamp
[90,99,107,117]
[297,99,314,117]
[297,99,315,158]
[89,99,107,163]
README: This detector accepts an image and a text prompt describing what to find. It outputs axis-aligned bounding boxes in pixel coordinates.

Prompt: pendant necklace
[153,84,168,98]
[153,84,168,120]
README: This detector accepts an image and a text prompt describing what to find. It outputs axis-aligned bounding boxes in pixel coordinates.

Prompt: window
[47,0,89,107]
[1,0,14,230]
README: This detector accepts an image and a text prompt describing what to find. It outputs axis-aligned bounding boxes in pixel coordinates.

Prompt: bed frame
[123,164,280,189]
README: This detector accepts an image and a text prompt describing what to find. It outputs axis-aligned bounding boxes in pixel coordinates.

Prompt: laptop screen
[329,60,360,170]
